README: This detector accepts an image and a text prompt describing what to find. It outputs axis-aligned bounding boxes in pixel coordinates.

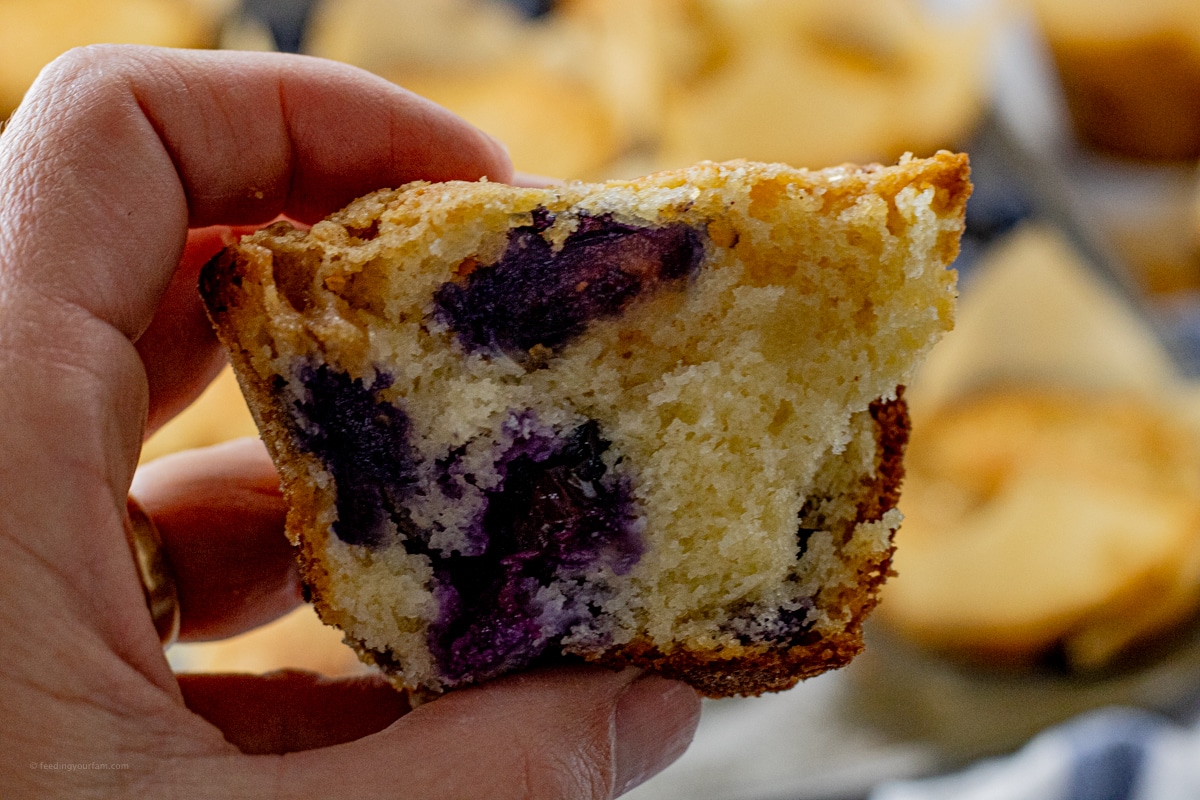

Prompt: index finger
[0,46,511,670]
[0,44,512,342]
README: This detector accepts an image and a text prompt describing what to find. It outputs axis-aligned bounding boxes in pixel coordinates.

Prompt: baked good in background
[383,62,620,181]
[644,0,989,170]
[991,2,1200,312]
[0,0,229,118]
[1095,172,1200,297]
[887,389,1200,671]
[1028,0,1200,162]
[880,224,1200,672]
[304,0,989,177]
[305,0,623,179]
[168,605,367,676]
[550,0,990,171]
[991,0,1200,302]
[201,155,969,697]
[305,0,526,75]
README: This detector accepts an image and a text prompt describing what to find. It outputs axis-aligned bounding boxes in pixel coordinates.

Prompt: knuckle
[29,44,152,110]
[41,43,121,82]
[26,45,121,114]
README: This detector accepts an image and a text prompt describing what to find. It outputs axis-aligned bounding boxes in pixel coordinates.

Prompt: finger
[511,171,565,188]
[4,44,513,343]
[136,223,267,435]
[177,671,412,755]
[0,44,512,496]
[136,226,236,435]
[131,438,299,642]
[261,666,702,800]
[0,46,510,657]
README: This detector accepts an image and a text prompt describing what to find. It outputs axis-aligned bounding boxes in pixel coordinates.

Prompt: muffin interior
[207,157,965,693]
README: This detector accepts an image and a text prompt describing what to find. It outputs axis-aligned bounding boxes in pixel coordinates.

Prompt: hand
[0,45,700,799]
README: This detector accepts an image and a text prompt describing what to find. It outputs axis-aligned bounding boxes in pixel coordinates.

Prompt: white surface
[625,665,938,800]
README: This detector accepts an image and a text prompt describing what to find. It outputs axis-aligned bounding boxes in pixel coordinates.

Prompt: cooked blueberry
[433,212,704,357]
[291,368,645,682]
[291,364,419,547]
[428,419,641,684]
[727,598,818,647]
[529,206,556,231]
[773,601,819,646]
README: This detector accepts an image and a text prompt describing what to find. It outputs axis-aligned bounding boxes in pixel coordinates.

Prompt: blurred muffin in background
[644,0,990,169]
[306,0,525,74]
[306,0,622,179]
[0,0,229,117]
[1014,0,1200,299]
[306,0,991,177]
[1096,169,1200,297]
[552,0,992,170]
[1030,0,1200,161]
[880,225,1200,673]
[169,605,367,676]
[888,389,1200,672]
[385,61,620,180]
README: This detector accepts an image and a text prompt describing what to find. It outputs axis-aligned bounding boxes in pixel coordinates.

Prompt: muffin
[1031,0,1200,161]
[879,225,1200,672]
[201,155,968,697]
[884,389,1200,672]
[306,0,624,179]
[305,0,987,176]
[384,60,620,180]
[0,0,220,118]
[645,0,989,169]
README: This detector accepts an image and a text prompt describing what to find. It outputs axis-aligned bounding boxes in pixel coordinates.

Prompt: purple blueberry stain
[725,597,819,648]
[433,211,705,358]
[528,206,556,232]
[290,364,420,548]
[427,419,642,686]
[484,420,640,577]
[434,411,565,559]
[288,364,646,684]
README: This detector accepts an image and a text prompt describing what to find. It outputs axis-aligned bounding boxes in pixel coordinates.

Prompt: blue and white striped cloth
[872,708,1200,800]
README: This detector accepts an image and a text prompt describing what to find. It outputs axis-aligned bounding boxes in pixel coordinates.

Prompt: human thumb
[190,665,699,800]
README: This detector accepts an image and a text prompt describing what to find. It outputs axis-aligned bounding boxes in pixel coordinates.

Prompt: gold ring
[125,495,180,648]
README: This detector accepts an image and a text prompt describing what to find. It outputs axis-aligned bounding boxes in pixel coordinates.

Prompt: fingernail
[613,675,701,796]
[484,130,510,159]
[511,171,565,189]
[479,131,513,183]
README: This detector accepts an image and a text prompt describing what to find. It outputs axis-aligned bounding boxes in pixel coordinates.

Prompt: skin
[0,45,700,799]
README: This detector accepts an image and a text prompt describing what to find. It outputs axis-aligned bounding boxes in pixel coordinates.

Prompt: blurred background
[8,0,1200,796]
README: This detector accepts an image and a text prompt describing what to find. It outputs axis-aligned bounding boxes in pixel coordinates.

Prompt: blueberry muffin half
[201,155,969,697]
